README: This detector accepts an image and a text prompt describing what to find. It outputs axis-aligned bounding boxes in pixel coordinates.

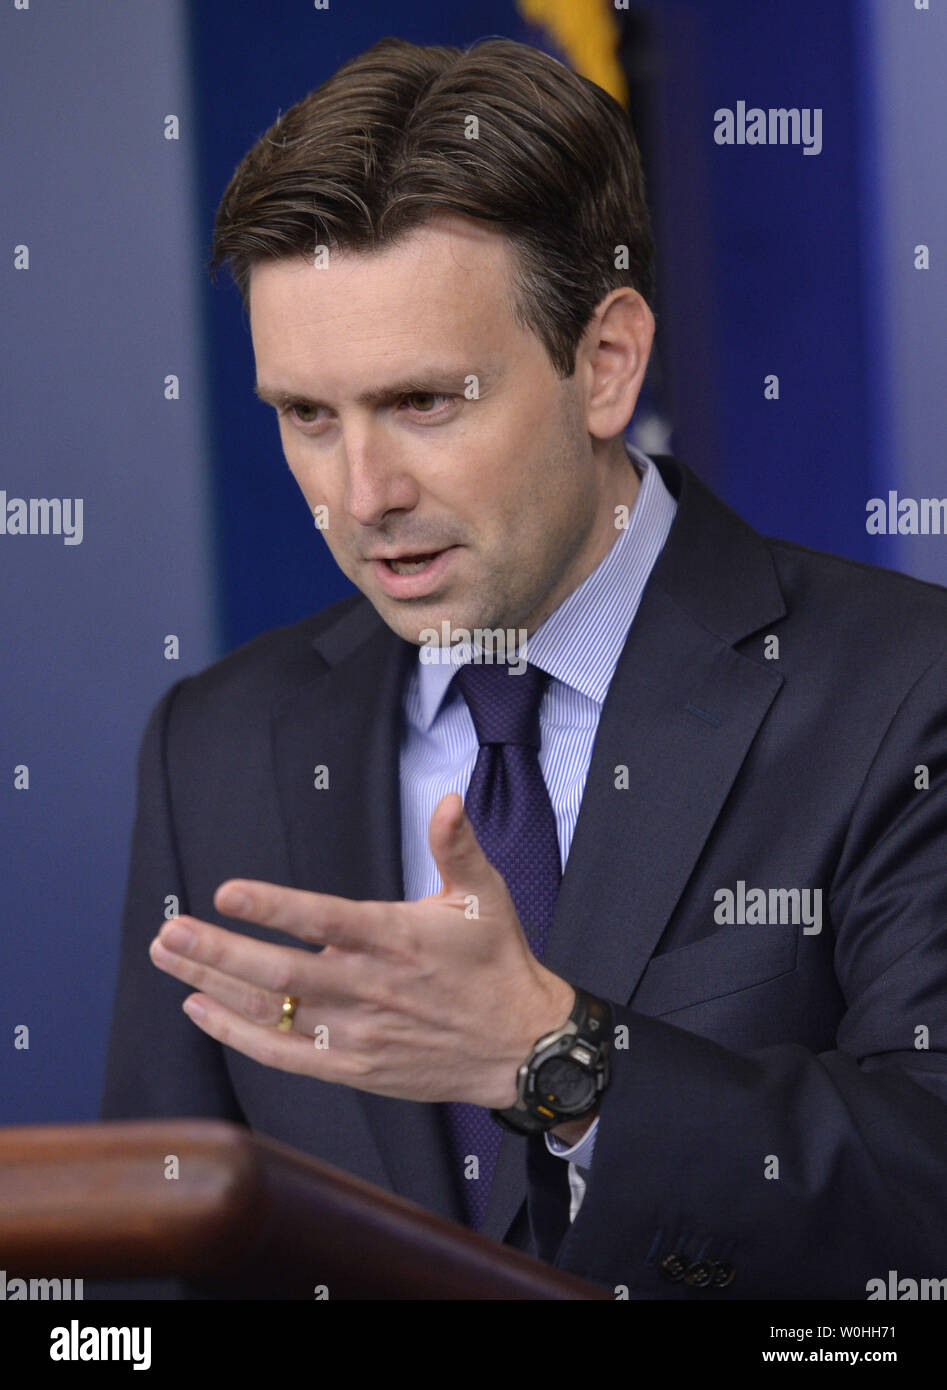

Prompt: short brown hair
[210,36,654,377]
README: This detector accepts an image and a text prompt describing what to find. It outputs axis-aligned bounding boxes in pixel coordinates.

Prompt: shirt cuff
[544,1114,599,1171]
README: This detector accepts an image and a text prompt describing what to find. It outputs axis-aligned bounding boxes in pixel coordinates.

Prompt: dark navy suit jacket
[101,456,947,1298]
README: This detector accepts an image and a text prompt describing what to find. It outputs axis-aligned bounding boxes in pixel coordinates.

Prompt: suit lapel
[543,585,784,998]
[546,457,786,997]
[270,603,464,1223]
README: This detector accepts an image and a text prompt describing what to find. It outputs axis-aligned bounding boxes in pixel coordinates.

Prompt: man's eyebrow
[253,370,486,410]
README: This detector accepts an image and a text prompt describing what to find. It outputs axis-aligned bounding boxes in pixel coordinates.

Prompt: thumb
[429,793,502,901]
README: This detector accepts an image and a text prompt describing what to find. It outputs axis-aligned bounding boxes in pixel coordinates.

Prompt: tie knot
[453,659,550,748]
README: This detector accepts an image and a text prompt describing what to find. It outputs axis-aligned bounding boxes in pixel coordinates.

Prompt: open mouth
[385,552,444,575]
[372,546,458,596]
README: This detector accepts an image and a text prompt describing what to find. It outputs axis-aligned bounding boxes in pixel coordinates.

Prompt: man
[102,36,947,1298]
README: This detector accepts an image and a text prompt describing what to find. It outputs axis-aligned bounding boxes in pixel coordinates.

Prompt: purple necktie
[442,658,562,1228]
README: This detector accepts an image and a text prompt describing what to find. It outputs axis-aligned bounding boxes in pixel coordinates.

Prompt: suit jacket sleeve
[534,649,947,1298]
[100,679,246,1123]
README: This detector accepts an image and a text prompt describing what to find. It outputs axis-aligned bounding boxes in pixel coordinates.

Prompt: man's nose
[341,424,419,526]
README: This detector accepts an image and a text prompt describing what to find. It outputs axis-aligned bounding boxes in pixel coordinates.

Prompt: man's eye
[403,392,451,413]
[282,393,453,425]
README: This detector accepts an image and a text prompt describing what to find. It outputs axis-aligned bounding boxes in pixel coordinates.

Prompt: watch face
[534,1056,595,1110]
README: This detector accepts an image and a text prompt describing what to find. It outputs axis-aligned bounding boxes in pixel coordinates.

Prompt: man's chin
[374,607,467,649]
[367,596,506,650]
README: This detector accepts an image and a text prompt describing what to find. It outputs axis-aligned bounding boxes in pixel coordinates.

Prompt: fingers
[150,934,289,1025]
[151,916,317,996]
[214,880,394,952]
[429,793,503,899]
[150,911,394,1013]
[179,995,338,1079]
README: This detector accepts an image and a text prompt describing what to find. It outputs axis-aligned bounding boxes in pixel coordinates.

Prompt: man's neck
[521,445,642,638]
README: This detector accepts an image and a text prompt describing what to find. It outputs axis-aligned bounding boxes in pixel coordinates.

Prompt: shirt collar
[412,446,677,730]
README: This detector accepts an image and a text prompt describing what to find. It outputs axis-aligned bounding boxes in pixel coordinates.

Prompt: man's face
[250,214,623,646]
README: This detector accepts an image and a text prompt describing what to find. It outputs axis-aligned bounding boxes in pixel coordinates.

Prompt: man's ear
[580,288,655,441]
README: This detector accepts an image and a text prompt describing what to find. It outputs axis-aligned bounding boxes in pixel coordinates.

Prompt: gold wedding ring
[276,995,300,1032]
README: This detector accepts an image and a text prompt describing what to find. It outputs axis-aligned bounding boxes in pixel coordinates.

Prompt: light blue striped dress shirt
[399,446,678,1220]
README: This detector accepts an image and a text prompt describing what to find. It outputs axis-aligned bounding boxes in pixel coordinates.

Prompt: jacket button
[660,1253,688,1281]
[683,1259,715,1287]
[711,1261,736,1288]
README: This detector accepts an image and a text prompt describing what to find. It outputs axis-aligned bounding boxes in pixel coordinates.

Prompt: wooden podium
[0,1120,610,1299]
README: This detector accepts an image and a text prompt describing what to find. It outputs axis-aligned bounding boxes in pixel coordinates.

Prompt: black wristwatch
[491,986,613,1136]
